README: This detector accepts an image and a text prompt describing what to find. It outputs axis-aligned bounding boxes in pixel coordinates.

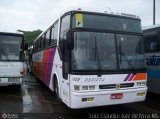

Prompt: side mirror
[66,31,74,50]
[24,43,28,50]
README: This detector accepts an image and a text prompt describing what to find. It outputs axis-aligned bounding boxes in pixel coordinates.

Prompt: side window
[45,30,50,47]
[51,22,58,45]
[35,41,37,52]
[59,15,70,54]
[38,38,42,51]
[37,40,39,51]
[42,34,45,48]
[33,44,35,53]
[39,37,42,50]
[60,15,70,35]
[144,36,160,53]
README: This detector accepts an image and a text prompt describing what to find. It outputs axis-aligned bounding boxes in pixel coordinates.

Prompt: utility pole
[153,0,155,25]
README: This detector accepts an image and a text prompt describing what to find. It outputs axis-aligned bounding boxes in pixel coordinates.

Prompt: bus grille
[99,83,134,89]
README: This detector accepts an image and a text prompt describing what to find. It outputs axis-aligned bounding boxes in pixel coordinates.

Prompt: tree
[17,29,42,46]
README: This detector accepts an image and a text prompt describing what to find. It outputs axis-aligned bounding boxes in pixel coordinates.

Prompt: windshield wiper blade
[95,36,102,76]
[1,48,9,60]
[121,52,135,70]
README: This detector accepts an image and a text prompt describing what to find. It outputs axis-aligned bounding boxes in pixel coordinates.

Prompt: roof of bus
[0,31,24,37]
[33,10,141,43]
[67,10,140,19]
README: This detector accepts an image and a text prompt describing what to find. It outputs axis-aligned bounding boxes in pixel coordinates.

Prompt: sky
[0,0,159,32]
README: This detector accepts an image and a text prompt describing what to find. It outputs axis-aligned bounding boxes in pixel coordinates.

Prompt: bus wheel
[54,79,60,100]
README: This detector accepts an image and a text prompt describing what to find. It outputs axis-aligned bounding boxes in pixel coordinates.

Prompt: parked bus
[143,25,160,95]
[32,10,147,108]
[0,32,27,86]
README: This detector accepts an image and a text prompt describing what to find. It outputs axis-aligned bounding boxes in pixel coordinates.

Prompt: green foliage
[17,29,42,46]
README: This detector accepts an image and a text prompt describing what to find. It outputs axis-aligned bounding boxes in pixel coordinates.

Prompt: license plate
[110,93,123,99]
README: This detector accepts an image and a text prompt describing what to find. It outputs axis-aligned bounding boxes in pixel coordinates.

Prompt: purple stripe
[124,74,131,81]
[128,74,135,81]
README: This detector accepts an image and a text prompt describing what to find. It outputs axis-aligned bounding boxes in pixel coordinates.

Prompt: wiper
[1,48,9,60]
[121,52,135,70]
[95,36,102,76]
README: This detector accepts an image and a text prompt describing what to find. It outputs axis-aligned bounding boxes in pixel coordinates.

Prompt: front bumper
[70,87,147,109]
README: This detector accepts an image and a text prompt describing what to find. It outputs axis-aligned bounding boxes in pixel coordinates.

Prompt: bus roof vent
[110,12,114,14]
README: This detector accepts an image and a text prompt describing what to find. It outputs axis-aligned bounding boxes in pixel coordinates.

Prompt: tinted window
[33,44,35,53]
[45,31,50,47]
[60,15,70,35]
[144,36,160,53]
[37,40,40,51]
[51,22,58,45]
[39,37,42,50]
[42,34,45,48]
[59,15,70,56]
[35,41,37,52]
[0,35,23,60]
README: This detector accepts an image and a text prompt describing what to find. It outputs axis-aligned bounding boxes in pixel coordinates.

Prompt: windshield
[0,35,23,60]
[71,31,145,71]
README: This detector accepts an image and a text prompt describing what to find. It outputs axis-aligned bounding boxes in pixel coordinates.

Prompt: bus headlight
[89,85,95,90]
[82,86,88,90]
[82,85,95,90]
[74,85,96,91]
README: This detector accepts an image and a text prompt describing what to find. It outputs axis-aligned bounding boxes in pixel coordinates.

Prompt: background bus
[0,32,27,86]
[143,25,160,95]
[32,10,147,108]
[26,45,33,73]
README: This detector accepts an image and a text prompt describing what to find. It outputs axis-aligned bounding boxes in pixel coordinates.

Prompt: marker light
[74,85,80,91]
[137,92,145,96]
[82,97,94,102]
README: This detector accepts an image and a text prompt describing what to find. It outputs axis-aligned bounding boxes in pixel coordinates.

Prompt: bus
[0,32,27,86]
[143,25,160,95]
[32,10,147,108]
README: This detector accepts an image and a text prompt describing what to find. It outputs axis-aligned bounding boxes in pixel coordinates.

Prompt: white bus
[143,25,160,95]
[0,32,27,86]
[32,10,147,108]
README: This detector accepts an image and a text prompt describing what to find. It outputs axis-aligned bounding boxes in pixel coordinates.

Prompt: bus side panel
[32,47,56,86]
[146,53,160,94]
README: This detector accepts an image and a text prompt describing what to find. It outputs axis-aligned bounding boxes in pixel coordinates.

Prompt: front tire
[54,79,60,100]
